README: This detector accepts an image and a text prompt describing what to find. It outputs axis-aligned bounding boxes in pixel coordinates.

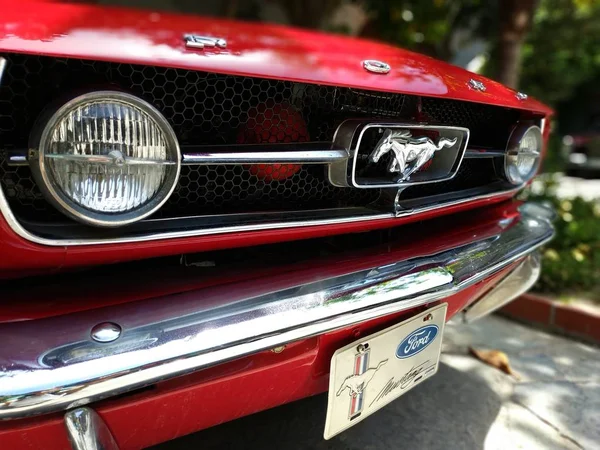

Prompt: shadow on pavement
[154,362,502,449]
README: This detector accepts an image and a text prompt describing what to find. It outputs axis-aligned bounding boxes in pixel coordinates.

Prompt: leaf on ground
[468,347,521,380]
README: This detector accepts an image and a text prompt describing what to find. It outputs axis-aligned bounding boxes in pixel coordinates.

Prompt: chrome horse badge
[327,122,469,188]
[369,130,457,181]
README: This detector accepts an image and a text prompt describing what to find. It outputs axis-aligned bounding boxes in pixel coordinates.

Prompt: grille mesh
[421,97,519,149]
[0,54,516,223]
[0,55,413,149]
[399,159,500,200]
[163,165,379,218]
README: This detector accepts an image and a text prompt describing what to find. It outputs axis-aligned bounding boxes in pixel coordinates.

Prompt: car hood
[0,2,552,115]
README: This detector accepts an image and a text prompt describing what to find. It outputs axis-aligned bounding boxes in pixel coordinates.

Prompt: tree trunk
[497,0,538,88]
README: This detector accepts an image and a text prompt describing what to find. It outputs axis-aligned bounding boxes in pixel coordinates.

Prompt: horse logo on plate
[335,348,388,420]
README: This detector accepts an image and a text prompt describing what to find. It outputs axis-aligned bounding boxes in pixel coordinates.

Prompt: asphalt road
[155,316,599,450]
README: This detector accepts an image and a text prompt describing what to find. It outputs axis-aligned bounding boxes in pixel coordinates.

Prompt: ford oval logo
[396,325,439,359]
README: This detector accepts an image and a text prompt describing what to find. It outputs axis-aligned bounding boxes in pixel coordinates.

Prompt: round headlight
[31,92,180,227]
[505,124,542,185]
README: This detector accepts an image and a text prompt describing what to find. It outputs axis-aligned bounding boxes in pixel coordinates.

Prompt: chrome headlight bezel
[504,124,542,185]
[30,91,181,227]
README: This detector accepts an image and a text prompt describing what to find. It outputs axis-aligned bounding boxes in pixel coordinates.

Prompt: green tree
[519,0,600,106]
[361,0,489,61]
[362,0,540,88]
[268,0,600,105]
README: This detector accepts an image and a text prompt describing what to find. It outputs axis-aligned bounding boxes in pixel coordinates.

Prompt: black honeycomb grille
[162,165,380,218]
[0,54,413,149]
[0,54,516,223]
[421,97,519,149]
[399,158,500,200]
[0,54,416,219]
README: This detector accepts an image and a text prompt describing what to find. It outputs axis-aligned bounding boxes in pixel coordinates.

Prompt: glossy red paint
[0,2,551,115]
[0,2,553,276]
[0,263,515,449]
[0,191,516,277]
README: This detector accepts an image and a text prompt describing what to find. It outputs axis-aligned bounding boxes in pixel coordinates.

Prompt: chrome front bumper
[463,252,541,322]
[0,203,554,423]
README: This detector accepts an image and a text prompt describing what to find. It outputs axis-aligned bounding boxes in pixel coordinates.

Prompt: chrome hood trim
[0,203,554,419]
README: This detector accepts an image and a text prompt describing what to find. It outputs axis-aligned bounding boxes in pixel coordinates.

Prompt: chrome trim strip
[11,146,507,165]
[182,144,348,165]
[45,153,178,166]
[0,204,554,419]
[540,118,547,135]
[394,186,518,217]
[65,408,120,450]
[0,180,520,246]
[6,143,348,167]
[464,150,505,159]
[463,252,541,322]
[7,153,27,166]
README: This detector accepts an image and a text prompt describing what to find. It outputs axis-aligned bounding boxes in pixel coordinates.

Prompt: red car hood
[0,1,551,115]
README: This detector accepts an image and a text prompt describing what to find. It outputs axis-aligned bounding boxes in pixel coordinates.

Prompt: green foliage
[362,0,488,60]
[363,0,600,108]
[519,0,600,106]
[520,176,600,296]
[540,133,566,173]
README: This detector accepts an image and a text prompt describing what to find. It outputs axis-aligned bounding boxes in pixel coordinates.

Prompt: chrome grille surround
[0,55,528,245]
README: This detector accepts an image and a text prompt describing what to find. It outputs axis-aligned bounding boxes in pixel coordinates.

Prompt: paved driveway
[156,316,599,450]
[555,175,600,200]
[534,173,600,200]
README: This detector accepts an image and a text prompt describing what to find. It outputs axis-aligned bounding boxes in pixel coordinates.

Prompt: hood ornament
[468,79,486,92]
[370,130,457,181]
[363,60,391,74]
[184,35,227,50]
[516,92,528,100]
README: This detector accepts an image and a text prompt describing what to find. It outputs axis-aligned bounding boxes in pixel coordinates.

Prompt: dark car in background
[564,115,600,177]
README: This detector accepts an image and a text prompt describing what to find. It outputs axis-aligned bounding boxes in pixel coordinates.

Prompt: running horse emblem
[336,359,388,398]
[369,129,458,181]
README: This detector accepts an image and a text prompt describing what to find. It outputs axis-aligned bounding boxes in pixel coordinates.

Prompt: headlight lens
[505,124,542,185]
[31,92,180,227]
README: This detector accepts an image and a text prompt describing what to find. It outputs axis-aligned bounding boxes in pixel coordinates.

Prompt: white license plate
[324,303,447,439]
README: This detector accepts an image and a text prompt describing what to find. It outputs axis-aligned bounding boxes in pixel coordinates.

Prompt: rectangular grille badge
[328,121,470,188]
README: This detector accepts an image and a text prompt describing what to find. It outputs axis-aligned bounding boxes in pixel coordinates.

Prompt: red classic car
[0,3,554,449]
